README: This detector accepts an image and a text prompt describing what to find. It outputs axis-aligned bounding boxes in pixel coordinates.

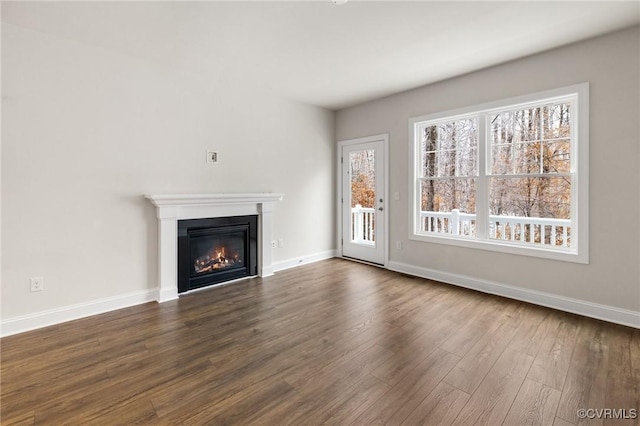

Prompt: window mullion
[476,113,489,239]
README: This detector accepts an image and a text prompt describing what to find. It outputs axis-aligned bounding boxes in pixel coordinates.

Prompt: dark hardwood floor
[1,258,638,425]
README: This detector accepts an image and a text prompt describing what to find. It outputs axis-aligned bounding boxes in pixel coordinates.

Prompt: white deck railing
[420,209,571,247]
[351,206,571,247]
[351,205,376,245]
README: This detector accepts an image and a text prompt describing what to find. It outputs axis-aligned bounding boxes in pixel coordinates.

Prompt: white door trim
[336,134,389,267]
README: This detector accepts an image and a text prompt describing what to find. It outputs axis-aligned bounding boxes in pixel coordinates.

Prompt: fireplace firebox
[177,215,258,293]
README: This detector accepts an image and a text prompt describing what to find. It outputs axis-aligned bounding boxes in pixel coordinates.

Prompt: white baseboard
[273,249,337,272]
[388,261,640,329]
[0,289,158,338]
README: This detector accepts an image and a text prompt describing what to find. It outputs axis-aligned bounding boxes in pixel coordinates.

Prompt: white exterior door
[340,137,386,265]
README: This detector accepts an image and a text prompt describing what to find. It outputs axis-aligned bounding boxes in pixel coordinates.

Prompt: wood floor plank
[0,410,36,426]
[400,381,471,426]
[353,348,461,425]
[603,325,639,426]
[503,378,562,426]
[556,319,610,425]
[508,305,554,357]
[383,285,450,329]
[443,320,519,394]
[152,328,321,419]
[255,345,394,424]
[290,342,394,395]
[283,323,397,390]
[438,296,518,358]
[438,321,487,358]
[32,360,211,424]
[1,259,636,424]
[1,371,112,422]
[527,314,580,390]
[451,347,535,425]
[182,379,296,425]
[59,396,159,426]
[307,373,388,425]
[1,337,103,393]
[371,318,457,386]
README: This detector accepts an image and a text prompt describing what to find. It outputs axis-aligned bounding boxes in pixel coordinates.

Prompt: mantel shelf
[145,193,284,207]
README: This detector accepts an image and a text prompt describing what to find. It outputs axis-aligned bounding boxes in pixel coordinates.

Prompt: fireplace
[145,193,283,302]
[178,215,258,293]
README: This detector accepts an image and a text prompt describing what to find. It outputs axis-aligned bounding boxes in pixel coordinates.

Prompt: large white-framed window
[409,83,589,263]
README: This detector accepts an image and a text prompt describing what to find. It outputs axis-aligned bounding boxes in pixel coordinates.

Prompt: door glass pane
[350,149,376,246]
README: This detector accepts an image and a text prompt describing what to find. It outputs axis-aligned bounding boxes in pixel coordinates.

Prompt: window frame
[408,83,589,264]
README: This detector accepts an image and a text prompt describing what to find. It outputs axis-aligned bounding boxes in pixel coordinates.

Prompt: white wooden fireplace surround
[145,193,284,302]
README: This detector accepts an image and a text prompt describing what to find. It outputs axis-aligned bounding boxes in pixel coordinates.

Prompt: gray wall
[2,23,335,320]
[336,27,640,313]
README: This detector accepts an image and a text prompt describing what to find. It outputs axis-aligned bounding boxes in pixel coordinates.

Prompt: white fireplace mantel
[146,193,284,302]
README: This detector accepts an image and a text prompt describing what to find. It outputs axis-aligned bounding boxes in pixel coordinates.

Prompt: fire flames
[194,247,241,274]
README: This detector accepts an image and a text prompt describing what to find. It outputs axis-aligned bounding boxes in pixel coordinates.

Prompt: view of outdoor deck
[352,206,571,247]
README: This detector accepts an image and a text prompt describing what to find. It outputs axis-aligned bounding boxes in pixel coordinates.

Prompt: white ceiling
[3,1,639,110]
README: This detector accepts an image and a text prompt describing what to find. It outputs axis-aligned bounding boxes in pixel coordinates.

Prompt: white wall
[1,23,335,325]
[336,27,640,321]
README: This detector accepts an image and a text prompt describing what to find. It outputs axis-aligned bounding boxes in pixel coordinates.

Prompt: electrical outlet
[271,240,277,248]
[30,277,44,292]
[278,238,284,248]
[396,241,402,250]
